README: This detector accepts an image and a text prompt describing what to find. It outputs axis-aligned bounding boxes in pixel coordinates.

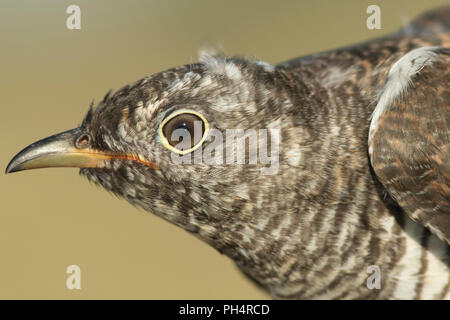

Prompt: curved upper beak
[5,128,159,174]
[5,128,108,174]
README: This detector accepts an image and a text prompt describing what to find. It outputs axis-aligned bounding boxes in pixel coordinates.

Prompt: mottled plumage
[6,8,450,299]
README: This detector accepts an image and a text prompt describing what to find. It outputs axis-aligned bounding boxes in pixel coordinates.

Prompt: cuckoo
[6,8,450,299]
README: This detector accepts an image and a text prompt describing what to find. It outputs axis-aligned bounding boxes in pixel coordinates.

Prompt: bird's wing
[369,46,450,244]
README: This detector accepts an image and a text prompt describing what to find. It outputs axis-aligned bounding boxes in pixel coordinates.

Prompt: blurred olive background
[0,0,447,299]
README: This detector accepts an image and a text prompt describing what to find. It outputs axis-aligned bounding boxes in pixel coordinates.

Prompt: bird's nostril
[75,133,91,149]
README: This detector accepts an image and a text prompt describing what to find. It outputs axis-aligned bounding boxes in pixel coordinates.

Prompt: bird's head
[6,54,287,251]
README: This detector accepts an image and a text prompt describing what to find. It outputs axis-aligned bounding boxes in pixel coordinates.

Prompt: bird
[5,7,450,299]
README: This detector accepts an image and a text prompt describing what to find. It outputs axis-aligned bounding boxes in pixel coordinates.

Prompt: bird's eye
[75,133,91,149]
[159,110,209,154]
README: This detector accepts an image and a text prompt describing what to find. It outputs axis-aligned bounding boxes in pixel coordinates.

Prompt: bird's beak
[5,128,159,174]
[6,128,107,173]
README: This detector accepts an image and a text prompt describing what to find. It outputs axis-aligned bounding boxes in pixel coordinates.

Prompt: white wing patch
[368,46,441,156]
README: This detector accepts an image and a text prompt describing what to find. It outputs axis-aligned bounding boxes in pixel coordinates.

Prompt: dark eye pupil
[163,113,205,151]
[177,122,189,131]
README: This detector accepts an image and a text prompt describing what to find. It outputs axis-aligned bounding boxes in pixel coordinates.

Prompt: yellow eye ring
[158,109,210,155]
